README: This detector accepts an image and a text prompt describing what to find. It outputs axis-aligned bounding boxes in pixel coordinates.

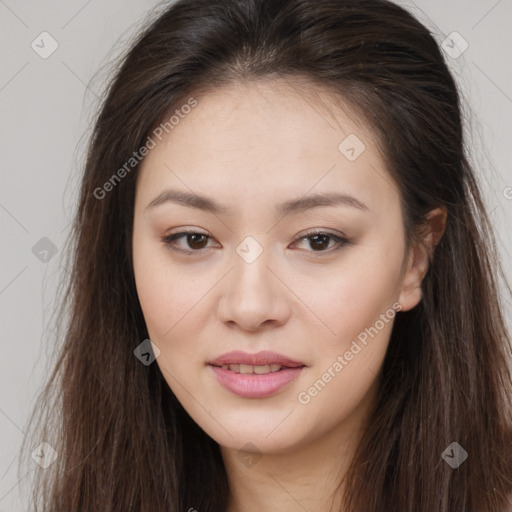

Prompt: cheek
[291,244,403,421]
[295,276,396,432]
[134,264,206,397]
[132,240,218,377]
[133,238,190,341]
[303,253,402,348]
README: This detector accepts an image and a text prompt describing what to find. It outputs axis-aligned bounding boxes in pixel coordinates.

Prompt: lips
[209,365,305,398]
[207,351,307,398]
[208,350,306,369]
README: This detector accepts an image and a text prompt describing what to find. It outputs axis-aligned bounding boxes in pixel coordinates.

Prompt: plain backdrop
[0,1,511,510]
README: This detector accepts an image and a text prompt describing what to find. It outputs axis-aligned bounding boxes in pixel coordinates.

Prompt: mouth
[207,355,307,398]
[207,350,306,371]
[209,363,305,374]
[207,351,307,397]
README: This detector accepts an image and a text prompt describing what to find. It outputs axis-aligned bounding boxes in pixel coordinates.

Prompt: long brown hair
[19,0,512,510]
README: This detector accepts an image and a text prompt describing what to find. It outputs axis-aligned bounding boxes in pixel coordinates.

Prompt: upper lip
[208,350,306,368]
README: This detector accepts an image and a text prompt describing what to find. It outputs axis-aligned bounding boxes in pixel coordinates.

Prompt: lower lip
[209,365,305,398]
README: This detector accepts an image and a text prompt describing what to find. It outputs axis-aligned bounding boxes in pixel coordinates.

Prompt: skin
[132,78,446,512]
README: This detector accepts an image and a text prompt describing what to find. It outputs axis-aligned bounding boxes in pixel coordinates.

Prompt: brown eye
[292,231,350,254]
[161,231,215,254]
[307,234,332,251]
[184,233,209,250]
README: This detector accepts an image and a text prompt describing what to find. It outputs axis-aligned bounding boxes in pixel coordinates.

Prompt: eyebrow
[145,189,369,216]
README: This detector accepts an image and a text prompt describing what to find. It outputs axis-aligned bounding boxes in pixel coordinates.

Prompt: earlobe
[397,243,429,311]
[397,207,447,312]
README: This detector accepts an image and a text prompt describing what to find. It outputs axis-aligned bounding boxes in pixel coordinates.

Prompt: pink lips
[208,350,305,368]
[208,350,306,398]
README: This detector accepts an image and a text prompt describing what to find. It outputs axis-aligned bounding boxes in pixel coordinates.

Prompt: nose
[217,245,291,332]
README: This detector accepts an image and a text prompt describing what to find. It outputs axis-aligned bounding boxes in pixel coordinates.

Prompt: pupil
[310,234,329,251]
[188,234,207,249]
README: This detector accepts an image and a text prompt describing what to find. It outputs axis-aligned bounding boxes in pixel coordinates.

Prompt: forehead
[136,78,400,218]
[164,78,378,157]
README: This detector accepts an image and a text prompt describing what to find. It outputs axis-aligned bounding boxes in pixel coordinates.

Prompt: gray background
[0,1,510,510]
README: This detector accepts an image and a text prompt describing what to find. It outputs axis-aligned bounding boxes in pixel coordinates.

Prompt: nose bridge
[217,235,289,329]
[231,235,274,297]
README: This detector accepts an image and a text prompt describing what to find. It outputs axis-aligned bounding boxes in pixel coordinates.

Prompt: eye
[161,230,218,255]
[290,230,350,254]
[161,229,350,256]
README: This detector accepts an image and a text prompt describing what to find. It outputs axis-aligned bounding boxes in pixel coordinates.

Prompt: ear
[398,207,447,312]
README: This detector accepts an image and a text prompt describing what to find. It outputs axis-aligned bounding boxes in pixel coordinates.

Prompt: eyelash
[160,229,350,257]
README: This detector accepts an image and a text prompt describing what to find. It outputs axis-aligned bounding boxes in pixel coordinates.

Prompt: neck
[221,408,368,512]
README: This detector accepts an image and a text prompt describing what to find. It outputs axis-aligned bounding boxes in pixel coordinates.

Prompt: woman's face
[132,79,424,455]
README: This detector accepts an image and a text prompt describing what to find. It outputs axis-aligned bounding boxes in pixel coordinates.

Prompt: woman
[20,0,512,510]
